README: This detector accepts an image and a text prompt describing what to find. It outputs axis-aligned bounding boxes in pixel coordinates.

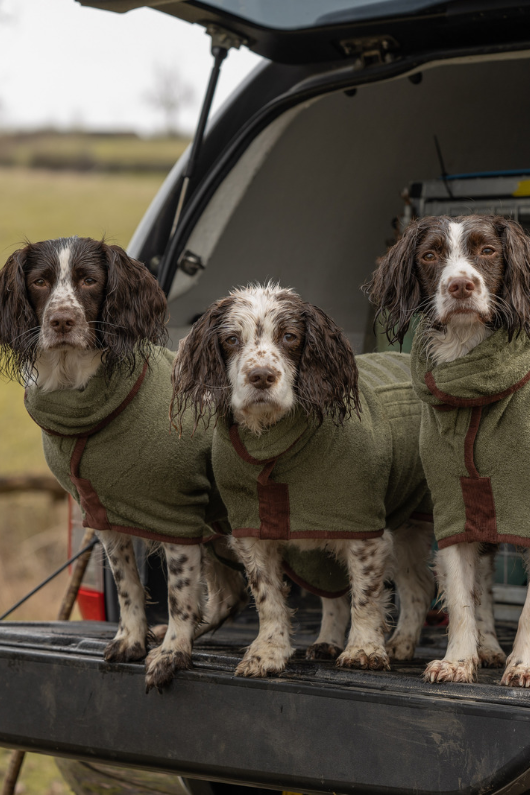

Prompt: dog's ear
[0,245,39,380]
[364,220,423,345]
[170,297,233,430]
[493,217,530,338]
[100,243,168,373]
[296,303,360,425]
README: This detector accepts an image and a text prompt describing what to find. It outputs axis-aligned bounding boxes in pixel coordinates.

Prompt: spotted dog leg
[231,537,294,678]
[195,547,249,639]
[98,530,148,663]
[337,532,393,671]
[502,549,530,687]
[145,544,202,692]
[386,519,434,661]
[424,542,480,683]
[476,544,505,668]
[306,596,350,660]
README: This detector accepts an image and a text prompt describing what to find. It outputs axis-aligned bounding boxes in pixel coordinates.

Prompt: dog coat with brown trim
[25,347,229,544]
[411,325,530,549]
[212,352,430,595]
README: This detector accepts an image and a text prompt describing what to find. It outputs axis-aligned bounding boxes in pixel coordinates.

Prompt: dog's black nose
[448,277,475,299]
[50,312,76,334]
[248,367,277,390]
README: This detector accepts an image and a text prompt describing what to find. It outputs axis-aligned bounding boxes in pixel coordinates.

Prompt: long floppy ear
[100,243,168,375]
[170,297,233,431]
[0,245,39,380]
[364,220,423,345]
[296,303,360,425]
[493,217,530,339]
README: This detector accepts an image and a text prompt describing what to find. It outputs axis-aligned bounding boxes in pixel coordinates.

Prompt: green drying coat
[411,326,530,549]
[24,348,228,544]
[212,352,431,596]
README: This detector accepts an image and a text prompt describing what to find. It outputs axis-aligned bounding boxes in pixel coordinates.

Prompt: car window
[192,0,453,30]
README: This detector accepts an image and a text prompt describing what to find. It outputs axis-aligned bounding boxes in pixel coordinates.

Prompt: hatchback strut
[169,24,245,236]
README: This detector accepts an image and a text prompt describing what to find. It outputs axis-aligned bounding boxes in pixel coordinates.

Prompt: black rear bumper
[1,619,530,795]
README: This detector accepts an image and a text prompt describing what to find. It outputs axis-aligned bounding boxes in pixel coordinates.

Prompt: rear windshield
[195,0,445,30]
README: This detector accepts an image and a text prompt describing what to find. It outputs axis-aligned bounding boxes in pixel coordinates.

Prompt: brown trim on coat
[232,527,385,540]
[281,561,350,599]
[438,531,530,549]
[81,517,224,545]
[229,423,308,541]
[425,368,530,408]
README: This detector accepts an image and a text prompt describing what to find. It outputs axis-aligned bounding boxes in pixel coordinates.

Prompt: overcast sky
[0,0,262,135]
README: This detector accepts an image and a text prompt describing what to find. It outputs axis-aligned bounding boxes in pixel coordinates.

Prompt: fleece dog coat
[25,348,228,544]
[213,352,430,595]
[411,326,530,549]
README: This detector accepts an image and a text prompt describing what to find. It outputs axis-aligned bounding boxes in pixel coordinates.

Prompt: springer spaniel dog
[0,237,249,691]
[367,215,530,685]
[171,284,434,677]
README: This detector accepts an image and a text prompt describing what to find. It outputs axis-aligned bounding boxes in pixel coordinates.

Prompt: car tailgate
[1,617,530,794]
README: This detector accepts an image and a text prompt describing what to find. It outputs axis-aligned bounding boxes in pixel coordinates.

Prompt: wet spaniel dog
[0,237,249,691]
[367,215,530,685]
[171,284,434,678]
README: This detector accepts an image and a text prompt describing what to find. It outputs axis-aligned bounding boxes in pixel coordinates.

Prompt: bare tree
[144,64,195,137]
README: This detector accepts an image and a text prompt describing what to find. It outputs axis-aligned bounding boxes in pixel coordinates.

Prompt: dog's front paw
[104,636,146,663]
[235,641,292,678]
[501,658,530,687]
[337,646,390,671]
[386,634,415,661]
[144,646,192,693]
[306,642,342,661]
[423,658,477,683]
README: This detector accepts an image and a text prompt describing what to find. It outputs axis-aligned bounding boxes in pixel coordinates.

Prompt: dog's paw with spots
[145,646,192,692]
[306,642,342,661]
[337,646,390,671]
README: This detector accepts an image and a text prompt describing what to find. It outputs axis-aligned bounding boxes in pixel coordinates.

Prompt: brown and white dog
[367,214,530,684]
[0,236,249,691]
[171,284,434,677]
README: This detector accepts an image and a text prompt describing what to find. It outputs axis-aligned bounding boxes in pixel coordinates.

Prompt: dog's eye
[33,278,47,287]
[283,333,297,344]
[82,278,97,286]
[224,335,239,347]
[481,247,495,256]
[422,252,436,262]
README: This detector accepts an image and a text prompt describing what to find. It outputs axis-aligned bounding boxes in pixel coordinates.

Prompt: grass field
[0,132,188,173]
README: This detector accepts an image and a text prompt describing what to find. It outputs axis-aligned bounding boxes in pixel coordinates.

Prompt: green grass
[0,132,188,173]
[0,166,167,260]
[0,748,73,795]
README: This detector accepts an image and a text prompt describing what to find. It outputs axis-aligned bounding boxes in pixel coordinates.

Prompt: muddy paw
[104,637,146,664]
[501,664,530,687]
[386,636,415,661]
[337,647,391,671]
[479,647,506,668]
[145,646,192,693]
[306,642,342,661]
[423,658,477,683]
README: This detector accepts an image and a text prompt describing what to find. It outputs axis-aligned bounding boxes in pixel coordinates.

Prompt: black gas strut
[168,24,245,238]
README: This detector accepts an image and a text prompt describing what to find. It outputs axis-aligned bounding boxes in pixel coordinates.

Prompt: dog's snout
[248,367,277,390]
[49,311,76,334]
[448,277,475,299]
